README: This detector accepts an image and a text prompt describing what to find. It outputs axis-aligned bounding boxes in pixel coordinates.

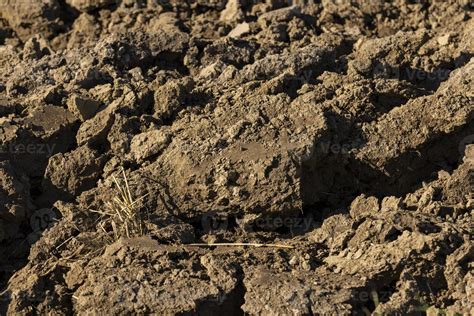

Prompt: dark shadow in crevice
[192,280,246,316]
[0,120,80,297]
[371,53,472,93]
[154,51,190,76]
[354,124,474,198]
[350,277,399,315]
[300,112,474,215]
[368,86,427,118]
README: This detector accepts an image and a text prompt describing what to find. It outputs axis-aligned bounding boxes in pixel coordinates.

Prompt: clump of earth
[0,0,473,314]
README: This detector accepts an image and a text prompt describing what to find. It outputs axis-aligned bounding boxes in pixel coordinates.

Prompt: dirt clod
[0,0,473,314]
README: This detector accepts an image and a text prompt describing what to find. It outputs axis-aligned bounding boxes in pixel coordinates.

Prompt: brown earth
[0,0,473,314]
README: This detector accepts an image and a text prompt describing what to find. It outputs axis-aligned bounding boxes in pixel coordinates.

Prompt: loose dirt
[0,0,473,314]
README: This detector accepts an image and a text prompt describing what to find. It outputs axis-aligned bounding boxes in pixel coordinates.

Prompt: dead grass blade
[185,242,294,249]
[90,167,149,242]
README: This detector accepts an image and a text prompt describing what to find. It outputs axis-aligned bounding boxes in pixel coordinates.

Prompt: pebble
[289,255,299,266]
[437,34,450,46]
[228,23,250,38]
[301,261,311,271]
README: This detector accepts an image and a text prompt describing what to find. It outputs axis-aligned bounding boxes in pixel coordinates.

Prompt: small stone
[437,34,450,46]
[220,0,243,23]
[232,187,241,197]
[228,22,250,38]
[289,255,299,266]
[437,170,450,180]
[301,260,311,271]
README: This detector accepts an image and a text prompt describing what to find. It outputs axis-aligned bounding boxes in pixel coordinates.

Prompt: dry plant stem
[186,243,295,249]
[90,168,148,241]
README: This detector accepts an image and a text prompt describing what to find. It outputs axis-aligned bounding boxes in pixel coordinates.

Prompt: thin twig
[55,236,75,250]
[185,243,294,249]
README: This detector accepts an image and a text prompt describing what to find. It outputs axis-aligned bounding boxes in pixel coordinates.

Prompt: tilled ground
[0,0,473,314]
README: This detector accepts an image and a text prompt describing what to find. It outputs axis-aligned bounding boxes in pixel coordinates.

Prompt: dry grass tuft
[91,168,148,242]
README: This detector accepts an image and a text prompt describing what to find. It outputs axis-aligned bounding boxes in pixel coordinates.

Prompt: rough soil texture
[0,0,473,315]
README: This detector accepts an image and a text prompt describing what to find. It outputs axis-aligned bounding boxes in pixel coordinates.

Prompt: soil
[0,0,473,315]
